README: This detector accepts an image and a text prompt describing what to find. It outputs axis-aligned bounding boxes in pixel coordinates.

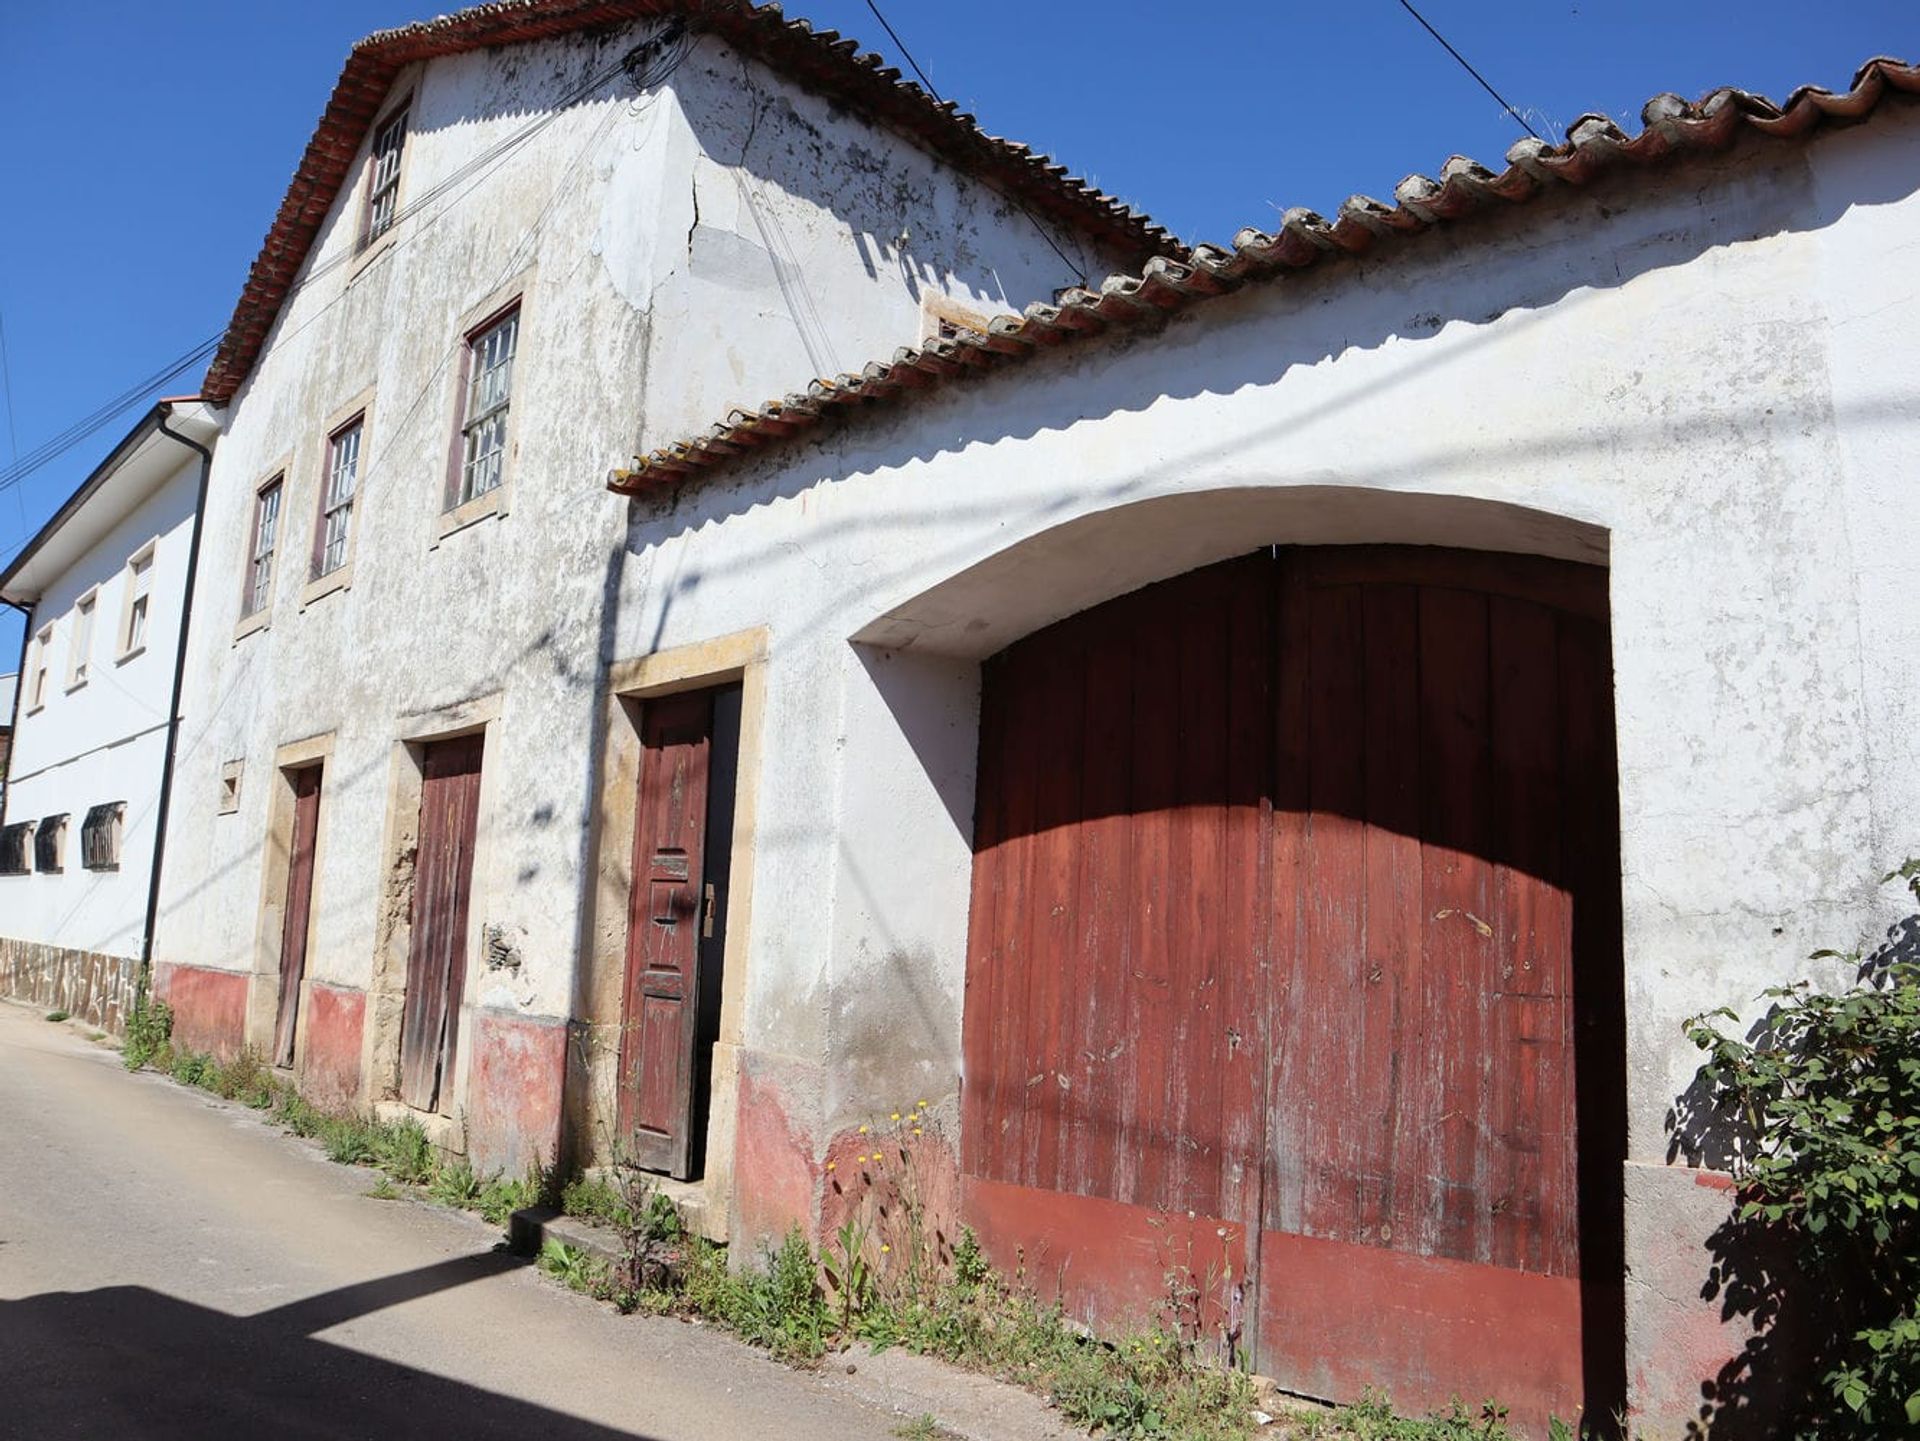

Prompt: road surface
[0,999,933,1440]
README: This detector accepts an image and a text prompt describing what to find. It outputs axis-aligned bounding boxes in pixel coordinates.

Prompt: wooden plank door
[272,764,323,1068]
[1257,546,1621,1426]
[399,733,485,1114]
[618,691,714,1178]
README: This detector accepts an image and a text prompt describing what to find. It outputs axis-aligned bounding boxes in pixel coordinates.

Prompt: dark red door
[960,546,1623,1427]
[399,733,484,1114]
[272,764,323,1068]
[619,691,713,1178]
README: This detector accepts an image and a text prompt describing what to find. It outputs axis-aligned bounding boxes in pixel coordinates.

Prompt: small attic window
[363,101,411,246]
[82,803,124,871]
[35,814,68,873]
[0,822,31,876]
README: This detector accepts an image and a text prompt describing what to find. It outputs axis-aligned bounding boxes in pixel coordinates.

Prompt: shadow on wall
[1665,912,1920,1439]
[0,1251,659,1440]
[625,123,1918,570]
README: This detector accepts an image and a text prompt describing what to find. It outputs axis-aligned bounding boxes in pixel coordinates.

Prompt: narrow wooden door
[272,764,323,1068]
[619,691,713,1178]
[399,733,485,1114]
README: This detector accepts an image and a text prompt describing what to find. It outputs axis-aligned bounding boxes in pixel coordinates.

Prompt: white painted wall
[600,110,1920,1159]
[0,454,199,959]
[154,19,1126,1073]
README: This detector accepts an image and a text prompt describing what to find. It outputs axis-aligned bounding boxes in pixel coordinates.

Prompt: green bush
[376,1117,437,1185]
[1684,859,1920,1434]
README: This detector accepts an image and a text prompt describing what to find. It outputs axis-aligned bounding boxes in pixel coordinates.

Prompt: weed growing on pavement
[891,1415,946,1441]
[365,1176,401,1201]
[428,1160,483,1208]
[121,995,172,1070]
[539,1239,607,1292]
[44,1009,69,1023]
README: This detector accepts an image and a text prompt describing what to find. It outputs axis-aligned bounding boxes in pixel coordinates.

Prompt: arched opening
[958,542,1624,1430]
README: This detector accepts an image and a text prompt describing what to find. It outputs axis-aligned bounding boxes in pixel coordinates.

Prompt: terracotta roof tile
[608,56,1919,497]
[202,0,1176,405]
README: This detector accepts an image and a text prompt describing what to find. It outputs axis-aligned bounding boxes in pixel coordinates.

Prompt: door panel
[399,733,484,1113]
[619,690,713,1178]
[273,764,323,1069]
[960,545,1622,1426]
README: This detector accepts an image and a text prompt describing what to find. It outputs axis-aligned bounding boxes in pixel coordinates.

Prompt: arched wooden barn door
[960,544,1624,1428]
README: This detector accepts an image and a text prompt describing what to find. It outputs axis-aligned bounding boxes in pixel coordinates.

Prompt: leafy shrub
[376,1118,437,1185]
[1684,859,1920,1434]
[44,1009,69,1023]
[429,1161,483,1208]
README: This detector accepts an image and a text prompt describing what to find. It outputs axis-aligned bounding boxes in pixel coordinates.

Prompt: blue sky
[0,1,1911,658]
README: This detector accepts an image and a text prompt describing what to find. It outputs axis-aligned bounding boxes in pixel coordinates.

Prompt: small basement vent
[0,822,31,876]
[34,814,68,873]
[82,803,124,871]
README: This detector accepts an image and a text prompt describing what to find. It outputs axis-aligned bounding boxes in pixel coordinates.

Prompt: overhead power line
[0,26,694,503]
[1395,0,1543,142]
[861,0,1088,285]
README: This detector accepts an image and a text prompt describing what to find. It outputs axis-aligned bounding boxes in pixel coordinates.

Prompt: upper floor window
[455,306,519,509]
[246,478,283,616]
[0,822,30,876]
[120,543,155,657]
[34,813,67,873]
[364,102,410,246]
[82,803,124,871]
[67,593,95,689]
[315,419,363,578]
[28,625,51,711]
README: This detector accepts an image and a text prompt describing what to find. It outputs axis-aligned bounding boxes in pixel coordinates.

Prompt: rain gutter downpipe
[143,406,215,989]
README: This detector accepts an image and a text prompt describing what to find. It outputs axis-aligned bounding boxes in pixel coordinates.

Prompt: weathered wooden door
[399,733,484,1114]
[619,690,715,1178]
[960,545,1623,1427]
[272,764,323,1068]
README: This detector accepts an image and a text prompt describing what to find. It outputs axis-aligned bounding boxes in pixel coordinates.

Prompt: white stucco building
[136,0,1918,1428]
[0,399,219,1032]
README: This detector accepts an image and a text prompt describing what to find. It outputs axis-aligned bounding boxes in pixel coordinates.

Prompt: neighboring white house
[0,399,219,1032]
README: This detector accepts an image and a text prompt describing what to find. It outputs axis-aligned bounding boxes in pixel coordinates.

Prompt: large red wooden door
[961,546,1623,1427]
[272,764,323,1068]
[619,691,714,1178]
[399,733,484,1114]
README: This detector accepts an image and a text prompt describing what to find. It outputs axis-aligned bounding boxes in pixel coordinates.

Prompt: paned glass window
[457,307,519,508]
[69,594,95,687]
[124,548,154,653]
[248,480,282,615]
[317,420,362,577]
[365,105,409,244]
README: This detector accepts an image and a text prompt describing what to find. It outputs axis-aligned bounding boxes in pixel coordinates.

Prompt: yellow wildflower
[858,1125,869,1134]
[880,1244,891,1254]
[826,1161,837,1172]
[890,1112,901,1121]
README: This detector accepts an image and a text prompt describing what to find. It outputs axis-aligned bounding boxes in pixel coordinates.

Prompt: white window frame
[454,305,519,511]
[315,418,363,580]
[362,100,411,248]
[28,625,52,712]
[67,590,97,690]
[245,477,283,619]
[118,541,157,660]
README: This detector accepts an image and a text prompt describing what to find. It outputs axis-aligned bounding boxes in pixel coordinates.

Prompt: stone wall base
[0,937,140,1035]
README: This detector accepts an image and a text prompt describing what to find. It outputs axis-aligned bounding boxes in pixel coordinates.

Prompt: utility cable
[860,0,1089,286]
[0,25,692,504]
[1394,0,1543,141]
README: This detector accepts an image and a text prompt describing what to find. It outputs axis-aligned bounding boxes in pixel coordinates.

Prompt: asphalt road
[0,999,914,1441]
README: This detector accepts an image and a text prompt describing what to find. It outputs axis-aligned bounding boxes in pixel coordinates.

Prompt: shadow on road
[0,1249,662,1438]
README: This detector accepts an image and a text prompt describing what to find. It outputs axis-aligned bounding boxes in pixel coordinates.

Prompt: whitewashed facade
[0,400,218,1030]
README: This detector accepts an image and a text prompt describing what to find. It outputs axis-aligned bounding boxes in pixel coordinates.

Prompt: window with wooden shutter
[120,543,156,657]
[82,803,124,871]
[0,822,30,876]
[34,814,67,873]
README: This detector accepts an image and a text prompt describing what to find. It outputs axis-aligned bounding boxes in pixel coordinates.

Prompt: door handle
[702,882,716,939]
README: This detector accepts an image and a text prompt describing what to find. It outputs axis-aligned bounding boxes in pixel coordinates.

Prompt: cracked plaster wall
[151,17,1109,1128]
[611,111,1920,1421]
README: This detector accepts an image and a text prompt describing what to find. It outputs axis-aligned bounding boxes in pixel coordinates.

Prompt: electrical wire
[859,0,1089,286]
[0,24,693,504]
[1394,0,1543,141]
